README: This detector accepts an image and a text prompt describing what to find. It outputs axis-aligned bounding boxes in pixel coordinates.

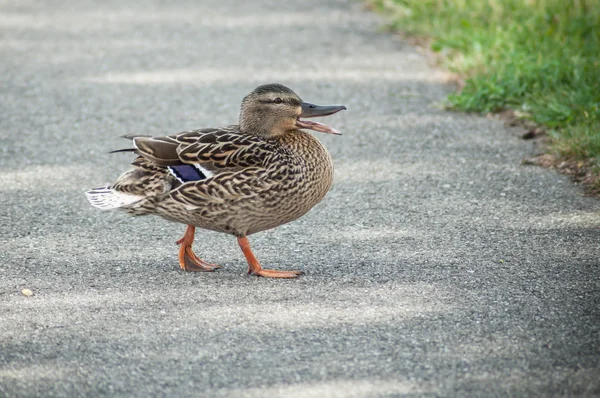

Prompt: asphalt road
[1,0,599,396]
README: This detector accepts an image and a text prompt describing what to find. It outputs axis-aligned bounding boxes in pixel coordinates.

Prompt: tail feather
[85,185,144,210]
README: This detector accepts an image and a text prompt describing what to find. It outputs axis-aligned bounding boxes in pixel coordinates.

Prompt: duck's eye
[273,97,283,104]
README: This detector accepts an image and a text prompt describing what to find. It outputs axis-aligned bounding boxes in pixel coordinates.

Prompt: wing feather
[133,137,181,166]
[177,131,280,171]
[119,126,279,173]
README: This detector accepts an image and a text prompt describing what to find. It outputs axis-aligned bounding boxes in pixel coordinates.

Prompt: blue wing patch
[167,165,208,183]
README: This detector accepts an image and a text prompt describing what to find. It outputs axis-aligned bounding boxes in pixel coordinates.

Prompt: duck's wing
[124,126,279,173]
[118,128,225,167]
[127,127,287,209]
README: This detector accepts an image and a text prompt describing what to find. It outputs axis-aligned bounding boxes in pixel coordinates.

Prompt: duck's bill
[296,119,342,135]
[297,102,346,135]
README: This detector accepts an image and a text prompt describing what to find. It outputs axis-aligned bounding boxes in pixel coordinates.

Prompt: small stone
[21,289,34,297]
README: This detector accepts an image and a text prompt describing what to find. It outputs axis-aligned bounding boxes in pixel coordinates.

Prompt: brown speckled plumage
[86,84,345,278]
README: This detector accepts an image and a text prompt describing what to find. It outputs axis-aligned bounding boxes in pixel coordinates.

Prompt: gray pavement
[1,0,599,396]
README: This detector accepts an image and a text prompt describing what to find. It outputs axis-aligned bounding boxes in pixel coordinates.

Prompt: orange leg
[237,236,302,278]
[176,225,221,272]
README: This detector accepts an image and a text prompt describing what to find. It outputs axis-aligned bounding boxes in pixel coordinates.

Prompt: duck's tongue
[296,119,342,135]
[297,102,346,135]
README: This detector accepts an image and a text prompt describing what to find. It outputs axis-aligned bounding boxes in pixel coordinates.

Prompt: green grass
[373,0,600,187]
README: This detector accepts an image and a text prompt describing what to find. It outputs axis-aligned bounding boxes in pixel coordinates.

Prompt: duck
[86,83,346,278]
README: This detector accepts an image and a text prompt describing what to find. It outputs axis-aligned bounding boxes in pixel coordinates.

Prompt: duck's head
[239,83,346,138]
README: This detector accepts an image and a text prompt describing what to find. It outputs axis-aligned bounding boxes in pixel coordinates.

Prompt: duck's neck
[276,131,333,172]
[239,107,275,138]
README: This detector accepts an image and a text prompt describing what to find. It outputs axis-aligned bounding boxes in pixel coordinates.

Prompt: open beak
[296,102,346,135]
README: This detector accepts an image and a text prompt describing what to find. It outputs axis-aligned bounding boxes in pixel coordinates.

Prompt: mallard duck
[86,84,345,278]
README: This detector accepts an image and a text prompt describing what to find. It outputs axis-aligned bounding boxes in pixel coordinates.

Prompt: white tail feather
[85,186,143,210]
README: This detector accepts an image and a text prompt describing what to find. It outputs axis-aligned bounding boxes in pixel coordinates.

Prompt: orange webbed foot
[180,246,221,272]
[176,225,220,272]
[249,269,303,278]
[237,236,302,279]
